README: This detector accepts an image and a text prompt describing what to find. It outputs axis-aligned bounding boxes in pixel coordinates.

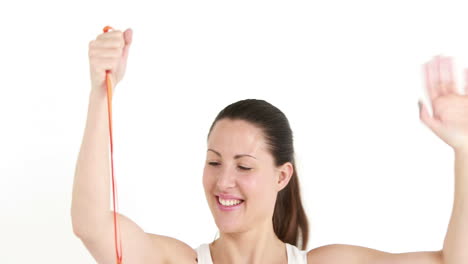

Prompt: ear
[276,162,294,192]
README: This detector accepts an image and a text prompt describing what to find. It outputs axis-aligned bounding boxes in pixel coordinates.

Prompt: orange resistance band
[103,25,123,264]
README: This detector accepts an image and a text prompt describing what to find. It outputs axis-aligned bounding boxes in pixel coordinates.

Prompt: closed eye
[208,162,251,171]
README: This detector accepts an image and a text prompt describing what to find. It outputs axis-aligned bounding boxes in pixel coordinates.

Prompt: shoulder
[306,244,443,264]
[307,244,389,264]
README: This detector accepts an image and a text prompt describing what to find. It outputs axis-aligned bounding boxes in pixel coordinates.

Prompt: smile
[215,195,245,211]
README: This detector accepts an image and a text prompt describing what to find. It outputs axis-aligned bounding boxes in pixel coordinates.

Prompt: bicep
[307,244,443,264]
[77,212,163,264]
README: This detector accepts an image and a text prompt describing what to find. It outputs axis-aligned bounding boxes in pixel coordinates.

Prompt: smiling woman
[192,99,308,262]
[197,99,310,263]
[71,25,467,264]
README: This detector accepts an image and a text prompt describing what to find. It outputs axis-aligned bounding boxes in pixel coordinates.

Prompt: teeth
[218,197,243,206]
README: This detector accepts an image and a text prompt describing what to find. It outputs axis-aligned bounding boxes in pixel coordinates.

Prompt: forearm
[442,149,468,264]
[71,88,111,237]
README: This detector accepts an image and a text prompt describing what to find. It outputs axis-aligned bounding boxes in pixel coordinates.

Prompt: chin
[213,212,247,234]
[215,220,245,234]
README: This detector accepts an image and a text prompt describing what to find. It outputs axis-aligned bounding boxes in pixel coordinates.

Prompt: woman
[71,28,468,264]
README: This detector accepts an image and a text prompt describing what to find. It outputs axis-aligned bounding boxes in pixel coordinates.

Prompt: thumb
[121,28,133,60]
[419,100,444,137]
[124,28,133,46]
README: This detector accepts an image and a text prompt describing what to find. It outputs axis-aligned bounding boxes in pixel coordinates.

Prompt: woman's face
[203,119,292,233]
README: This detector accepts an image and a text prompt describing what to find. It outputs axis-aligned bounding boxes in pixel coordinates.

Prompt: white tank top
[194,242,308,264]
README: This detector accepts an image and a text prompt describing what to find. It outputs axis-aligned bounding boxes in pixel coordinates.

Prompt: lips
[216,193,245,200]
[215,195,245,211]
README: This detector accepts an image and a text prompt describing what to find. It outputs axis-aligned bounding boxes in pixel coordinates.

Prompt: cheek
[238,173,265,197]
[202,167,215,191]
[202,172,209,190]
[202,174,213,205]
[241,173,276,203]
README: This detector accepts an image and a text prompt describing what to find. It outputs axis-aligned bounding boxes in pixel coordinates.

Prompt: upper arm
[307,244,443,264]
[76,211,196,264]
[148,233,198,264]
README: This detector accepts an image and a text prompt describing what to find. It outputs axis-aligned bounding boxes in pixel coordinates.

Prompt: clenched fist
[88,28,133,93]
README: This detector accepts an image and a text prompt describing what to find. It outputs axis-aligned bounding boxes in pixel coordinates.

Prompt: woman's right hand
[88,28,133,93]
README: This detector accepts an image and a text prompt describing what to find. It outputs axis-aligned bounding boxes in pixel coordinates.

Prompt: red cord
[103,25,123,264]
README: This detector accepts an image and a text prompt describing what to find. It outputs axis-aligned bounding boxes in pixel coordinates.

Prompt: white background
[1,0,467,263]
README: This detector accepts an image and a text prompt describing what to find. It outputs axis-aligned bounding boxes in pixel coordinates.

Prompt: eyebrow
[207,149,257,159]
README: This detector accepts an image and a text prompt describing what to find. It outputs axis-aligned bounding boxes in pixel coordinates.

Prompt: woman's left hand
[420,55,468,152]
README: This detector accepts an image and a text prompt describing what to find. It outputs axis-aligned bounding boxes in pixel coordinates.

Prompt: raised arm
[308,55,468,264]
[71,26,132,240]
[420,55,468,264]
[71,27,196,264]
[442,149,468,264]
[71,86,113,237]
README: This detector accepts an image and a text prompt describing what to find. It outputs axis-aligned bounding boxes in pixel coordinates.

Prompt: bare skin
[72,28,465,264]
[202,118,294,264]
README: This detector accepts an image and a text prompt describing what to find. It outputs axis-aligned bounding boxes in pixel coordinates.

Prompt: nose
[216,165,237,190]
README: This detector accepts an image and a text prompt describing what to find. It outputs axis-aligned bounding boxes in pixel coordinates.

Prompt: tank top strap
[195,243,214,264]
[286,243,308,264]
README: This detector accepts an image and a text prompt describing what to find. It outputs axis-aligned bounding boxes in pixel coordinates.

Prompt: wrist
[90,84,106,96]
[454,147,468,157]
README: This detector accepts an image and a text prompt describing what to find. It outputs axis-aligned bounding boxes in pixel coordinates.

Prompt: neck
[209,219,287,264]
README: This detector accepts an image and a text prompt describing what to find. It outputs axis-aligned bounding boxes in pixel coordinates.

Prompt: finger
[434,55,447,96]
[431,55,443,98]
[95,39,125,49]
[465,69,468,95]
[440,56,458,95]
[424,61,439,101]
[123,28,133,46]
[89,38,124,49]
[419,100,444,136]
[89,47,123,59]
[96,30,123,40]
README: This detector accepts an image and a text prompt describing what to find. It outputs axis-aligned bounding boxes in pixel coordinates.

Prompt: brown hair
[207,99,309,250]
